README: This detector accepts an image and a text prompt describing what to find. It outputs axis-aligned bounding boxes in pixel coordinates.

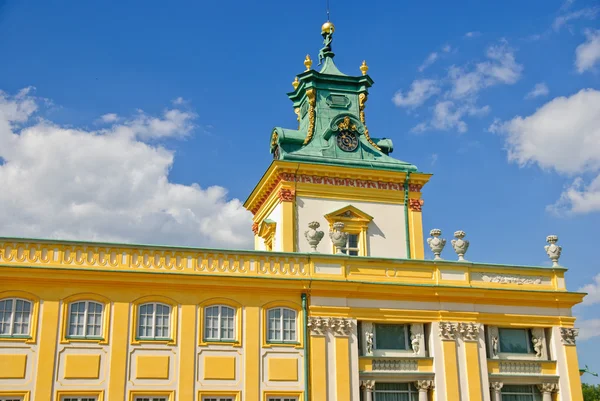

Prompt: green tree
[583,383,600,401]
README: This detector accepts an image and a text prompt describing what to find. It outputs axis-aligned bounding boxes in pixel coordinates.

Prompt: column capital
[360,380,375,390]
[307,316,352,336]
[537,383,558,394]
[489,382,503,392]
[438,321,459,341]
[560,327,579,345]
[457,322,481,342]
[414,380,434,392]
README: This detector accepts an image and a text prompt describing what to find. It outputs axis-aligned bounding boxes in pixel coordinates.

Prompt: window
[137,303,171,340]
[0,298,32,337]
[499,328,531,354]
[62,398,97,401]
[500,385,542,401]
[341,233,360,256]
[267,307,297,343]
[68,301,103,338]
[0,398,24,401]
[375,324,408,350]
[267,398,298,401]
[203,398,234,401]
[204,305,235,341]
[134,398,167,401]
[373,383,418,401]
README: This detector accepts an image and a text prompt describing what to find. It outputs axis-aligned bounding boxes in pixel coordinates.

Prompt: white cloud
[392,79,440,108]
[525,83,550,99]
[492,89,600,214]
[99,113,119,123]
[553,7,599,31]
[449,42,523,99]
[578,318,600,341]
[579,274,600,306]
[418,53,438,72]
[442,45,452,53]
[464,31,481,38]
[0,88,253,249]
[575,29,600,73]
[431,101,489,133]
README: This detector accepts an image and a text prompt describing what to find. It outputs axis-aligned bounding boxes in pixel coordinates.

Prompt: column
[537,383,558,401]
[34,300,60,401]
[309,317,328,401]
[360,380,374,401]
[334,332,351,401]
[550,326,584,401]
[407,196,425,259]
[489,382,503,401]
[414,380,434,401]
[458,323,484,401]
[437,322,461,400]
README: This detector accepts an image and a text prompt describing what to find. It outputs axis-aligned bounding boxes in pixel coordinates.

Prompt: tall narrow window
[204,305,235,341]
[373,383,418,401]
[267,307,297,343]
[138,303,171,340]
[0,298,32,337]
[68,301,103,338]
[341,233,360,256]
[500,385,542,401]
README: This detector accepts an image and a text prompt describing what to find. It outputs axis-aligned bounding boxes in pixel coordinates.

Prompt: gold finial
[321,21,335,34]
[360,60,369,76]
[304,54,313,71]
[292,76,300,90]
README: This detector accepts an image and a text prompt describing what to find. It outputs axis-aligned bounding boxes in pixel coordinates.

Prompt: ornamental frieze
[371,358,418,372]
[308,316,352,336]
[560,327,579,345]
[439,322,481,341]
[280,172,405,191]
[471,272,543,285]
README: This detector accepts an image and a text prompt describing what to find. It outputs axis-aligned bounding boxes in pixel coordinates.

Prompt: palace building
[0,21,586,401]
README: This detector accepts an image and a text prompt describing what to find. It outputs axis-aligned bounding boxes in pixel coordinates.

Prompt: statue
[318,21,335,65]
[365,331,374,354]
[492,335,499,356]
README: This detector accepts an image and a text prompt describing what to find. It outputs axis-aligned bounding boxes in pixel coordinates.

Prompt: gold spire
[292,76,300,90]
[360,60,369,76]
[304,54,313,71]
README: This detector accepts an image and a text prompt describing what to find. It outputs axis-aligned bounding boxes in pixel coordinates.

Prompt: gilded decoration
[337,116,357,132]
[408,184,423,192]
[278,188,296,202]
[358,92,382,151]
[408,198,424,212]
[270,131,278,149]
[303,88,317,145]
[294,107,300,126]
[252,222,259,235]
[304,54,313,71]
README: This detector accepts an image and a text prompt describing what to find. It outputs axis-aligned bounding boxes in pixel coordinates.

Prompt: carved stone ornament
[471,272,543,285]
[329,222,348,254]
[360,380,375,391]
[308,316,352,336]
[408,183,423,192]
[410,324,423,355]
[537,383,558,394]
[488,326,499,357]
[560,327,579,345]
[278,188,295,202]
[427,229,446,260]
[451,230,469,261]
[490,382,504,392]
[458,322,481,341]
[252,222,259,235]
[531,328,544,358]
[499,360,542,374]
[372,358,418,371]
[438,322,458,340]
[408,198,424,212]
[544,235,562,267]
[414,380,434,391]
[365,331,374,354]
[304,221,324,252]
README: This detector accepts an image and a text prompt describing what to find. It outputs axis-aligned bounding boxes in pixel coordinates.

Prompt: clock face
[337,130,359,152]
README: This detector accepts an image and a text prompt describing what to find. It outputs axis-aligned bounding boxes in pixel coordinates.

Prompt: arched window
[267,307,297,343]
[204,305,235,341]
[0,298,32,337]
[138,302,171,340]
[68,301,103,338]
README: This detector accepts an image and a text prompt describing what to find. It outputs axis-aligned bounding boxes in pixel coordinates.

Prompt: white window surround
[267,307,297,343]
[360,322,427,358]
[68,301,103,338]
[487,326,548,361]
[137,302,171,340]
[0,298,32,337]
[204,305,235,341]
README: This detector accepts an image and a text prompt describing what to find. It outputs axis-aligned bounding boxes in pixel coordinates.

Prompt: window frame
[203,304,236,342]
[0,392,29,401]
[262,302,303,349]
[324,205,373,257]
[137,302,172,341]
[56,391,103,401]
[500,384,543,401]
[266,307,298,344]
[340,233,360,256]
[374,323,410,351]
[263,391,302,401]
[60,294,110,345]
[130,297,178,346]
[0,298,32,338]
[198,391,240,401]
[67,301,104,340]
[128,391,173,401]
[373,382,418,401]
[498,328,533,355]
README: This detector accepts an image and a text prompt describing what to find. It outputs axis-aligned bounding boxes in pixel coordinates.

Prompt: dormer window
[325,205,373,257]
[341,233,360,256]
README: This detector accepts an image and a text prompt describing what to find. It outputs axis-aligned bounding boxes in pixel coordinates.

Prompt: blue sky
[0,0,599,383]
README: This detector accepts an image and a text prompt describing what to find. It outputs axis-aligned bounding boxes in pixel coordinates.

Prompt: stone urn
[427,229,446,260]
[544,235,562,267]
[329,222,348,254]
[304,221,325,252]
[451,230,469,261]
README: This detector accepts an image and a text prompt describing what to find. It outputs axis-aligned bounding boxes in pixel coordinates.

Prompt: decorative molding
[408,184,423,192]
[490,382,504,392]
[372,358,418,372]
[408,198,424,212]
[358,92,381,151]
[499,360,542,375]
[438,322,458,341]
[560,327,579,345]
[410,324,423,355]
[457,322,481,341]
[278,188,295,202]
[252,222,259,235]
[537,383,558,394]
[414,380,434,391]
[360,380,375,390]
[471,272,543,285]
[280,172,405,191]
[303,88,317,145]
[307,316,352,337]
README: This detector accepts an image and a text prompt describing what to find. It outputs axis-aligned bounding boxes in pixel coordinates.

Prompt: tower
[245,22,431,259]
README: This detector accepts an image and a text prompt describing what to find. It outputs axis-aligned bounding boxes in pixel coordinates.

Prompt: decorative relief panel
[439,322,481,342]
[560,327,579,345]
[471,272,544,285]
[371,358,418,372]
[438,322,458,341]
[499,360,543,374]
[308,316,352,336]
